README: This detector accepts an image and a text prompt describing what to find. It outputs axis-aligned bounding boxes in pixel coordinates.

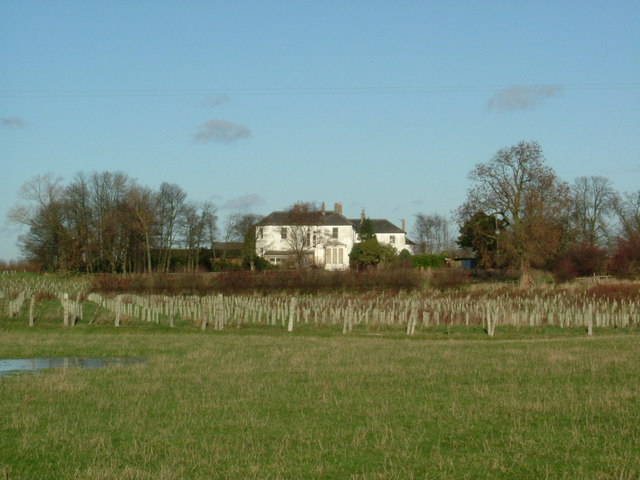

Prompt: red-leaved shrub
[609,236,640,279]
[553,243,609,282]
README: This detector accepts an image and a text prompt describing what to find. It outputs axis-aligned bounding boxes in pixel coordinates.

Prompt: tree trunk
[519,258,535,289]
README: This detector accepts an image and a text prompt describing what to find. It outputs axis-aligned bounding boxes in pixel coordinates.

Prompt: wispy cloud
[487,85,561,112]
[205,94,229,108]
[1,117,26,128]
[193,120,251,144]
[221,194,265,210]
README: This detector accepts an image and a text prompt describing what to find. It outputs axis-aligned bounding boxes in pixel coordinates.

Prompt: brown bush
[586,282,640,301]
[428,268,471,291]
[0,259,40,273]
[89,269,424,295]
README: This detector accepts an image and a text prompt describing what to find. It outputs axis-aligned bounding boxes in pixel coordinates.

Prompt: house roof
[256,210,409,237]
[256,210,354,227]
[350,219,405,234]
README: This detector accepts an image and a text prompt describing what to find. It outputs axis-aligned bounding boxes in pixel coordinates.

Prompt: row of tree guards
[6,292,84,327]
[7,292,639,337]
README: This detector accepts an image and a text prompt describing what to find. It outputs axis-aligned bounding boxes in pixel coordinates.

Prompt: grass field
[1,326,639,479]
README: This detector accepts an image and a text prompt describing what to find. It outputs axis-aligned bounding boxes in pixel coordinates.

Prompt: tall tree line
[454,141,640,280]
[9,171,219,273]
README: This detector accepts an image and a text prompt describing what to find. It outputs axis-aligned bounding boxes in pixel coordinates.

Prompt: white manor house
[255,202,414,270]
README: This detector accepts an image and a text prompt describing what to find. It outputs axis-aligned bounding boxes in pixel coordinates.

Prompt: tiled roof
[350,219,405,234]
[256,210,354,227]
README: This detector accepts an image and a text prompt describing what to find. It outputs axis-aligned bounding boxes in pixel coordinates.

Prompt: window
[281,227,287,240]
[325,247,344,265]
[304,232,311,247]
[389,235,395,244]
[332,227,339,238]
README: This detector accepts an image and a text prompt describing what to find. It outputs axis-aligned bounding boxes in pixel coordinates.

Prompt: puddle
[0,357,146,377]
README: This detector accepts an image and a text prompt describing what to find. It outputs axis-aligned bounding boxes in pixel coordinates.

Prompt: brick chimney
[334,202,343,215]
[401,218,406,232]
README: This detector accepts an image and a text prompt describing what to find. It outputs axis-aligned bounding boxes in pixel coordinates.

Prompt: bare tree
[612,190,640,240]
[88,171,131,272]
[413,213,451,253]
[281,202,323,269]
[126,185,158,273]
[65,172,95,271]
[223,212,263,262]
[457,141,571,285]
[201,201,218,262]
[156,182,187,272]
[570,176,615,246]
[224,212,262,242]
[8,173,70,271]
[180,202,204,272]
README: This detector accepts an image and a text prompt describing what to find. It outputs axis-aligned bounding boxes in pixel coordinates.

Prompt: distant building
[255,202,414,269]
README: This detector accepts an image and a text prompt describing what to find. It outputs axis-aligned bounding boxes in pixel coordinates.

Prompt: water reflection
[0,357,146,377]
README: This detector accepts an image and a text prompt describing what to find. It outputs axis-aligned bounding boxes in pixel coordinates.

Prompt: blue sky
[1,1,639,261]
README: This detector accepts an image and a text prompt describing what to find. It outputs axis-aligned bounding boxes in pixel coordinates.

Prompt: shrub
[89,269,424,295]
[587,282,640,301]
[0,259,40,273]
[552,243,609,282]
[470,268,520,283]
[349,240,398,270]
[90,274,132,293]
[553,258,579,283]
[412,254,447,269]
[211,259,243,272]
[428,268,471,291]
[609,236,640,279]
[241,255,275,271]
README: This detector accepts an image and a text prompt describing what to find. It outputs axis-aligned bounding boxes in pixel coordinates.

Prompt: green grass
[1,326,639,479]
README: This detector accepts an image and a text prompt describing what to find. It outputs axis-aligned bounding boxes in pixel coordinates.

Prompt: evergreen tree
[357,218,376,241]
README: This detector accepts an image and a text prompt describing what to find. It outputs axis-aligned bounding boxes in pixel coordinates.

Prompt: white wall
[256,224,355,270]
[375,233,407,253]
